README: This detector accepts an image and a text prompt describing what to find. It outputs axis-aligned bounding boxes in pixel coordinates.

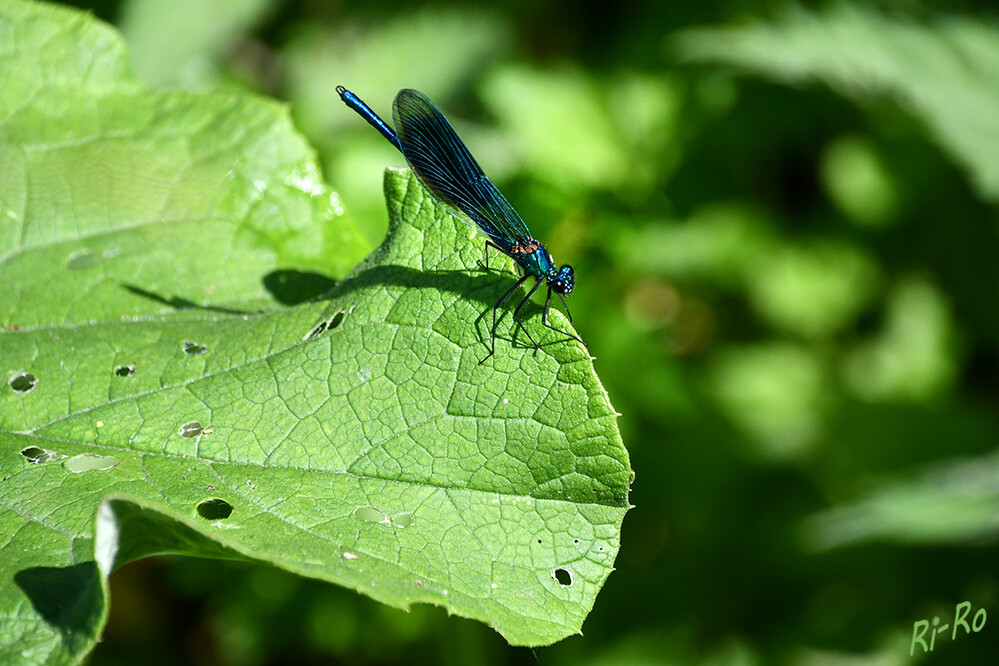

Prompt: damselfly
[336,86,582,361]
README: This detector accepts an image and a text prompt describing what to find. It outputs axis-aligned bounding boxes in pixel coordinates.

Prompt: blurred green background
[65,0,999,663]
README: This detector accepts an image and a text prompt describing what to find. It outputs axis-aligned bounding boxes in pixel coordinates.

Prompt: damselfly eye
[550,265,574,295]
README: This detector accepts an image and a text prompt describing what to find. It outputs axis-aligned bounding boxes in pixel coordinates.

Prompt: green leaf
[802,453,999,550]
[0,2,368,326]
[0,1,631,661]
[674,4,999,204]
[119,0,275,88]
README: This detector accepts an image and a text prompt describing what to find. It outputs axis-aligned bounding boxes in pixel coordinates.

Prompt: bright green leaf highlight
[842,277,957,402]
[820,134,899,228]
[707,343,826,460]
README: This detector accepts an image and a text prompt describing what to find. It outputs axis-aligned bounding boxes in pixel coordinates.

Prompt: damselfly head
[549,265,575,296]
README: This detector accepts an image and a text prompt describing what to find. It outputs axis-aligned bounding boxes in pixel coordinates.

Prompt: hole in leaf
[10,373,37,393]
[305,321,329,340]
[66,248,100,270]
[182,341,208,355]
[197,498,233,520]
[21,446,58,464]
[552,568,573,587]
[330,309,347,328]
[326,309,346,330]
[114,364,136,377]
[392,512,414,528]
[354,506,388,523]
[179,421,204,438]
[63,453,119,473]
[304,309,348,340]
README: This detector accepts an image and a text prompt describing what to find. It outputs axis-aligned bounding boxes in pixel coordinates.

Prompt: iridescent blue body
[336,85,582,361]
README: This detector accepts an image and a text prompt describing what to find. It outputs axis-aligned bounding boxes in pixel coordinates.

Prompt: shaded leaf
[674,5,999,203]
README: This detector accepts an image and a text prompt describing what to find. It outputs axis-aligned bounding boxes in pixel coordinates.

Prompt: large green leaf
[674,4,999,204]
[0,1,631,662]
